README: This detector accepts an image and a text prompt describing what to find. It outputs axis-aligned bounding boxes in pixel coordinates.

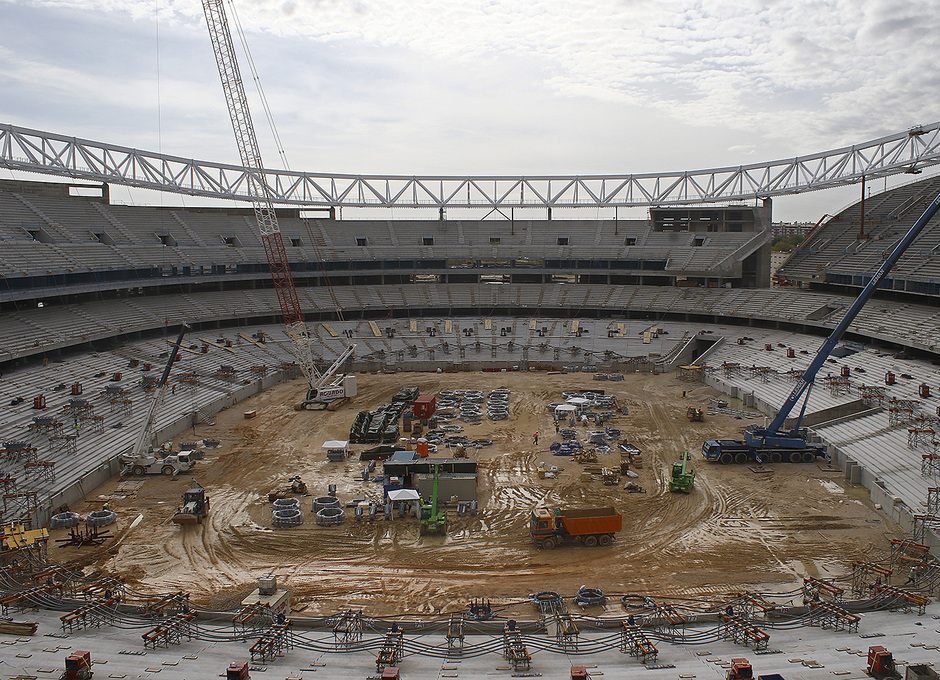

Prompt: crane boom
[202,0,318,389]
[131,323,189,458]
[764,189,940,438]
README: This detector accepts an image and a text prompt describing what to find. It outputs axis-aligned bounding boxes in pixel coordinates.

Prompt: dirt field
[52,371,900,616]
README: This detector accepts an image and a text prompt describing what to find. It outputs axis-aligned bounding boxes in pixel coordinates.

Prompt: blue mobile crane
[704,189,940,464]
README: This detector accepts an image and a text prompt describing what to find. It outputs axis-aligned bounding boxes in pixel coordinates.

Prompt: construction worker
[906,566,917,585]
[533,432,539,446]
[102,501,110,512]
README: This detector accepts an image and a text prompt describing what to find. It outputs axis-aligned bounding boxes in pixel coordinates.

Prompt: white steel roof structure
[2,121,939,209]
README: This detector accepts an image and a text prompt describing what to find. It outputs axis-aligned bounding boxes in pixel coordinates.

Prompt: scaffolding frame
[889,398,917,426]
[2,492,39,519]
[872,583,930,614]
[62,399,94,418]
[24,461,55,482]
[110,398,133,415]
[49,434,77,454]
[27,418,63,438]
[79,415,104,433]
[851,561,893,598]
[60,596,120,633]
[619,624,658,664]
[143,592,191,619]
[233,602,272,637]
[651,604,686,640]
[375,630,403,672]
[727,593,776,621]
[860,384,886,406]
[802,577,844,603]
[1,442,38,463]
[921,453,940,478]
[331,610,363,650]
[447,614,465,656]
[909,427,937,449]
[250,620,293,663]
[0,581,63,615]
[721,362,741,377]
[911,514,940,544]
[554,613,579,651]
[826,375,851,396]
[717,613,770,651]
[502,626,531,672]
[141,610,197,649]
[803,600,860,632]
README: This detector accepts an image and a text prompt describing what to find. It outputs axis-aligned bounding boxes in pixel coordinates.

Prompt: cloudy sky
[1,0,937,221]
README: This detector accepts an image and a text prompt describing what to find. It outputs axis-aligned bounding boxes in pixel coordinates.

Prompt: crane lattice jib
[202,0,317,383]
[766,190,940,436]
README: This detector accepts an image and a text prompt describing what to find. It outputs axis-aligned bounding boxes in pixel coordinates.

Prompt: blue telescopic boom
[764,190,940,437]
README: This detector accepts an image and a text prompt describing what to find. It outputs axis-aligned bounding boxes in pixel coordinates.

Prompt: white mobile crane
[202,0,355,410]
[121,324,193,476]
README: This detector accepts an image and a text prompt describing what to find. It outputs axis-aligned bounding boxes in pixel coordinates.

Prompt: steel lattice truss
[2,121,939,208]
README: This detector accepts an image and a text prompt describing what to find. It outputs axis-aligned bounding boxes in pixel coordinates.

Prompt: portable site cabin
[323,440,350,461]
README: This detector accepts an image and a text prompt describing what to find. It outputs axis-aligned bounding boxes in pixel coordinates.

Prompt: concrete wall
[786,398,870,428]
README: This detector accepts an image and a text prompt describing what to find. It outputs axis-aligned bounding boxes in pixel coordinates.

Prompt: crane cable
[226,0,345,321]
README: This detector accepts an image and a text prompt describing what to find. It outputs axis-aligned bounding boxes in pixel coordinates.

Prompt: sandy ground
[50,371,901,616]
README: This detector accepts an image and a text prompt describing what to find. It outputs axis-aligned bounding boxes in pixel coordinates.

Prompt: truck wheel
[132,465,144,476]
[161,465,174,475]
[584,535,598,548]
[542,538,556,550]
[789,452,802,463]
[599,534,612,546]
[802,452,816,463]
[719,452,733,465]
[770,452,782,464]
[734,452,748,464]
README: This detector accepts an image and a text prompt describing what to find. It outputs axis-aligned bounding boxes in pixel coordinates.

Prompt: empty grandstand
[5,164,940,679]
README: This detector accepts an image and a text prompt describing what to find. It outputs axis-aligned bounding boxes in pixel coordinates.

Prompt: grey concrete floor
[3,604,940,680]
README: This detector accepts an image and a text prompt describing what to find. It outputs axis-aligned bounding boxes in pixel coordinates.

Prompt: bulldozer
[172,480,210,525]
[289,476,308,495]
[687,406,704,422]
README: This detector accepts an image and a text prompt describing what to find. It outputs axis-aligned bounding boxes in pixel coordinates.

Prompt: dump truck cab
[529,508,555,541]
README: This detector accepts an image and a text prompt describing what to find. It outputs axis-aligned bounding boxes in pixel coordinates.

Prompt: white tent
[387,489,421,502]
[554,404,577,413]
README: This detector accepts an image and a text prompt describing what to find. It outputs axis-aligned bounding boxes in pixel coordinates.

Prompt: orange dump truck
[530,506,622,549]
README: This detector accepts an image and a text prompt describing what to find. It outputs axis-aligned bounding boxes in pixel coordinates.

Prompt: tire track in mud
[64,371,901,613]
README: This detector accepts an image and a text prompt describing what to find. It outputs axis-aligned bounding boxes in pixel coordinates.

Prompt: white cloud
[1,0,938,220]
